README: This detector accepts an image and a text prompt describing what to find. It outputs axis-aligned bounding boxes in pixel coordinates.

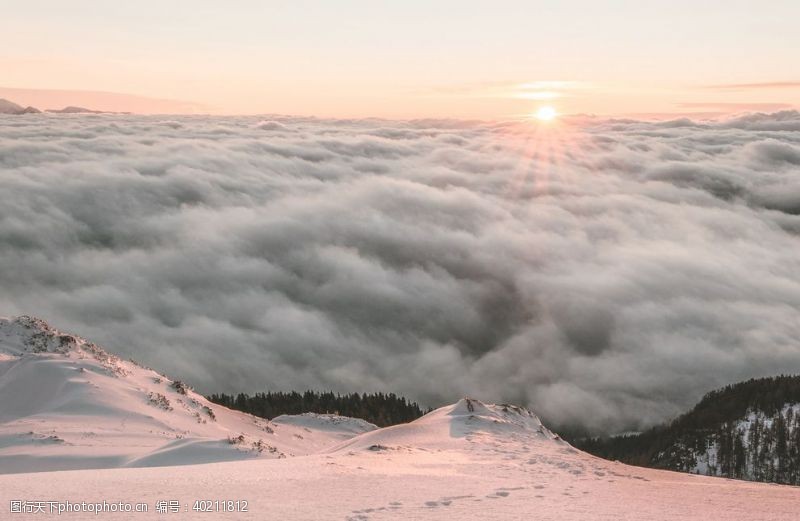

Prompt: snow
[0,316,375,473]
[1,317,798,519]
[1,399,797,520]
[272,413,377,437]
[330,398,560,454]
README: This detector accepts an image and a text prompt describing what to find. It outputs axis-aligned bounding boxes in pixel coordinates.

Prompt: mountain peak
[437,398,559,439]
[0,315,85,356]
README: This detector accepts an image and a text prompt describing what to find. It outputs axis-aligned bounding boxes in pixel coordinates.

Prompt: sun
[534,106,558,121]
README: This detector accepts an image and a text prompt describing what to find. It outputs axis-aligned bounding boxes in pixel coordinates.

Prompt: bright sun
[535,106,558,121]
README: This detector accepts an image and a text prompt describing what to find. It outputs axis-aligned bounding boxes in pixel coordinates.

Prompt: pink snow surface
[1,318,797,519]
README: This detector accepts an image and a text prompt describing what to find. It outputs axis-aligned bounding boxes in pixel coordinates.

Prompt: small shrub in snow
[228,434,246,445]
[251,439,281,455]
[147,392,173,411]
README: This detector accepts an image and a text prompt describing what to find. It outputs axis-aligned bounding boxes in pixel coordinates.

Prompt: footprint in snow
[425,499,454,508]
[486,489,512,499]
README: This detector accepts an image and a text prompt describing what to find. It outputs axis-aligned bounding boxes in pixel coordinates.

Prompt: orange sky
[2,1,799,118]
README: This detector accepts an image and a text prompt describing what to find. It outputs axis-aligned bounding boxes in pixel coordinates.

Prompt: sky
[2,0,800,117]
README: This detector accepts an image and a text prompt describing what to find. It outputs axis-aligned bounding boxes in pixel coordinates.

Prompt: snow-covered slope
[0,316,375,474]
[1,318,797,520]
[1,396,797,520]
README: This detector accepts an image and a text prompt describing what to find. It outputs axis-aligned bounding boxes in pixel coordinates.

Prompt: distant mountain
[0,98,40,114]
[46,106,128,114]
[575,375,800,485]
[0,98,25,113]
[0,98,118,115]
[46,106,103,114]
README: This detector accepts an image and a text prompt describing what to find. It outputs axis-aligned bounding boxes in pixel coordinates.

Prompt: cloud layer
[2,112,800,433]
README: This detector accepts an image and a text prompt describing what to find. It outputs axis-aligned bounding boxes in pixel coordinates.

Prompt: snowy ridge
[0,316,375,474]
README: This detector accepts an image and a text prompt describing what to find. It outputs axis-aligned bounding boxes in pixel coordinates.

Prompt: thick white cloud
[1,111,799,433]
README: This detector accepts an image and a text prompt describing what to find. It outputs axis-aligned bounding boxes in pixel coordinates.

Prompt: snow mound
[0,316,370,474]
[331,398,565,453]
[272,413,377,438]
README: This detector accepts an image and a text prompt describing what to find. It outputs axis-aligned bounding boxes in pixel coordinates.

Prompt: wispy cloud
[677,102,793,112]
[703,81,800,90]
[421,80,585,100]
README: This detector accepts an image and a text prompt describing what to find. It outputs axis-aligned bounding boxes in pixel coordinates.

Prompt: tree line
[208,390,428,427]
[576,375,800,485]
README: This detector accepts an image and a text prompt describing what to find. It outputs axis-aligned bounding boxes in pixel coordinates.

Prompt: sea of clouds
[1,111,799,433]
